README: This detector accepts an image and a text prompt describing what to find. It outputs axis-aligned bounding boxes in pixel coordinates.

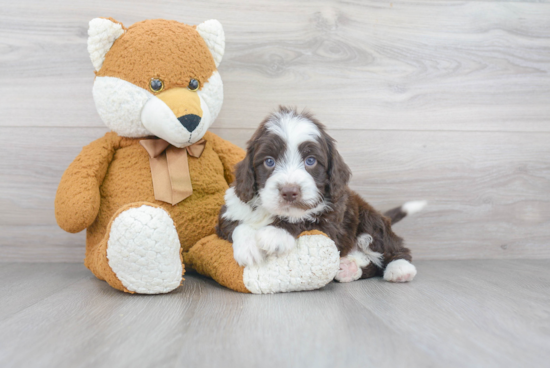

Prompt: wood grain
[0,261,549,368]
[1,0,549,261]
[0,226,85,262]
[0,263,88,322]
[0,0,549,131]
[1,127,549,262]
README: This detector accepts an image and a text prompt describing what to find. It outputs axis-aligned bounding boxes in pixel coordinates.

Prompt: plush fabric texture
[88,18,126,71]
[183,231,339,294]
[197,71,223,123]
[90,18,224,146]
[92,76,152,137]
[106,204,183,294]
[56,17,341,295]
[183,234,249,293]
[96,19,217,92]
[196,20,225,67]
[55,131,245,291]
[87,201,184,294]
[243,231,340,294]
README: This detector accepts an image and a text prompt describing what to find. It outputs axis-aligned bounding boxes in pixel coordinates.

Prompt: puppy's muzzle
[280,185,301,203]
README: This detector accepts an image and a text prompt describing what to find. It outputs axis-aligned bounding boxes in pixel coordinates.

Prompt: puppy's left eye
[305,157,317,167]
[264,157,275,168]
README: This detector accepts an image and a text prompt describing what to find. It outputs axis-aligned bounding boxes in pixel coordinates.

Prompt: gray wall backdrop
[1,0,549,262]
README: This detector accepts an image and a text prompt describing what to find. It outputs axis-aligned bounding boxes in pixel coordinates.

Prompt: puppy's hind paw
[335,257,362,283]
[383,259,417,282]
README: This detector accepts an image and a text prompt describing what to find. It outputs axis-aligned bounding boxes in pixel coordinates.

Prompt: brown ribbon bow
[140,138,206,205]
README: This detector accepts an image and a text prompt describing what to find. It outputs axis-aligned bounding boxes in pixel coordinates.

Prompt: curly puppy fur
[217,107,420,282]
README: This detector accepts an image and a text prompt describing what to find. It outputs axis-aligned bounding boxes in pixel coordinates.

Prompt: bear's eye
[149,78,164,93]
[188,78,199,91]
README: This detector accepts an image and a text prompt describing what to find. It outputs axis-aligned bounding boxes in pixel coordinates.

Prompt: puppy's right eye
[264,157,275,168]
[305,156,317,167]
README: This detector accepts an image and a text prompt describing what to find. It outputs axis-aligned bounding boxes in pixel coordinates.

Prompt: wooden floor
[0,260,549,368]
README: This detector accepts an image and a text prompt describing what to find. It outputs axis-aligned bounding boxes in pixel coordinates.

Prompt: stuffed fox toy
[55,17,339,294]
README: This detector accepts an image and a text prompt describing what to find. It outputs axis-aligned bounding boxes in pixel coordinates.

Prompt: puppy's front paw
[233,242,265,267]
[255,226,296,255]
[232,224,265,267]
[383,259,417,282]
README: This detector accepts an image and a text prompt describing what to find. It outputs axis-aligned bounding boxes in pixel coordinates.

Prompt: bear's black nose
[178,114,201,132]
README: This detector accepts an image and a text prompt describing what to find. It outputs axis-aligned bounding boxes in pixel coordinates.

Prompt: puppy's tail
[384,200,427,224]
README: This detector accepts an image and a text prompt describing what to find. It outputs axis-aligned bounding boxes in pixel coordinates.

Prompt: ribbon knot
[140,138,206,205]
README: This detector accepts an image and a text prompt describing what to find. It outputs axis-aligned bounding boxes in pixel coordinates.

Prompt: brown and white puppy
[216,107,425,283]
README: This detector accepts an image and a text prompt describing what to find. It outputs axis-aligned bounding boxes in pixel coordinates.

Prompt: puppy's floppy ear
[326,136,351,201]
[234,143,256,203]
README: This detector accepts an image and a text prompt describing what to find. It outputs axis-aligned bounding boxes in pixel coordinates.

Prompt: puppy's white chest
[244,207,273,229]
[222,187,273,228]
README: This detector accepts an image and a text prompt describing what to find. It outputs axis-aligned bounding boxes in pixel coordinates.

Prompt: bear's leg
[183,234,250,293]
[184,230,340,294]
[87,203,183,294]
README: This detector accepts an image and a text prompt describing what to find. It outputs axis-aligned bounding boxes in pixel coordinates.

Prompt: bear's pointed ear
[87,18,125,71]
[196,19,225,68]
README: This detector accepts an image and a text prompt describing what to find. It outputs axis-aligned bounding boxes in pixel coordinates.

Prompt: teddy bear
[54,17,340,294]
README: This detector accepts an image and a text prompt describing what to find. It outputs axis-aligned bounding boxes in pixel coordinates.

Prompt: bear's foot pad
[243,233,340,294]
[107,205,183,294]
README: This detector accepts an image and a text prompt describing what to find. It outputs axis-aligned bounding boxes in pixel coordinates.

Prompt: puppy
[216,107,424,283]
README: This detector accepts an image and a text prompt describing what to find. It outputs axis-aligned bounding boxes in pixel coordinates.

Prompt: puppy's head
[234,107,351,220]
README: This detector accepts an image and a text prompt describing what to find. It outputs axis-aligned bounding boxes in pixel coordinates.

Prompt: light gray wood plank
[0,263,89,322]
[1,270,418,368]
[1,127,549,261]
[343,259,550,368]
[1,0,549,131]
[0,226,85,262]
[0,260,549,368]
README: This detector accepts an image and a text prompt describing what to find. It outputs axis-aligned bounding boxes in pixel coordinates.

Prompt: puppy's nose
[178,114,201,132]
[281,186,301,202]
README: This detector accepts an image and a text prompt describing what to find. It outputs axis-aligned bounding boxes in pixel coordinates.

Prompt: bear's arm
[54,132,120,233]
[205,132,245,185]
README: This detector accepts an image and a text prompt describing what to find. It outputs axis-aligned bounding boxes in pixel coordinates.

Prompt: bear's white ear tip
[88,18,102,33]
[199,19,222,27]
[196,19,225,68]
[87,18,125,71]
